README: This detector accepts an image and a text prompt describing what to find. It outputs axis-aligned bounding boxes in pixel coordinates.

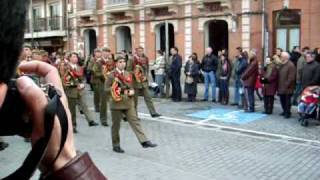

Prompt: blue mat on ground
[187,108,267,124]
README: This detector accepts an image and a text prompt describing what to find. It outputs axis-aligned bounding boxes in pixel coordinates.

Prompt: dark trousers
[279,94,292,116]
[244,87,255,111]
[187,94,196,102]
[264,96,274,114]
[170,74,182,101]
[219,79,229,105]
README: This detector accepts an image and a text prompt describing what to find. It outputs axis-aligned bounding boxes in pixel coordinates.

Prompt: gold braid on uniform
[111,71,133,102]
[111,78,122,102]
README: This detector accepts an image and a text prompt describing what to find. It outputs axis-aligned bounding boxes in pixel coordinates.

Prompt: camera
[0,78,31,136]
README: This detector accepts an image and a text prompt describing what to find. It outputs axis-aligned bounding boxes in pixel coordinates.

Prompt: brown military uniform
[99,57,115,125]
[63,62,96,129]
[133,54,157,115]
[105,69,148,147]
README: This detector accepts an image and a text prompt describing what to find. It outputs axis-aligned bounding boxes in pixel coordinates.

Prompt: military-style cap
[32,49,41,55]
[102,47,111,52]
[94,48,102,53]
[114,54,126,62]
[39,49,48,56]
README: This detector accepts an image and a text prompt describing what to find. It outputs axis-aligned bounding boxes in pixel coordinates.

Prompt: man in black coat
[169,47,182,102]
[200,47,219,102]
[290,46,301,67]
[301,52,320,89]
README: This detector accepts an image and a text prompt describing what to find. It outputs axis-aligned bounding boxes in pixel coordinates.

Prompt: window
[49,3,60,17]
[49,3,60,30]
[274,10,301,52]
[32,7,43,32]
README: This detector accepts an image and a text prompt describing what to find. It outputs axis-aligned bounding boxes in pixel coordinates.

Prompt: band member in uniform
[105,56,157,153]
[99,47,115,126]
[90,49,104,112]
[63,52,98,133]
[133,47,161,117]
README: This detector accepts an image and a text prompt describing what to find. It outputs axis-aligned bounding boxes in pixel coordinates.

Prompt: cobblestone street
[1,87,320,180]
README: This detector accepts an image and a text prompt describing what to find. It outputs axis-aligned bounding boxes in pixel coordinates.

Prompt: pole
[261,0,266,65]
[66,0,70,51]
[30,0,34,48]
[165,20,169,63]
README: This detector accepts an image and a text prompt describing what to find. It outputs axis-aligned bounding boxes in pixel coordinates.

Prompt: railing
[77,0,97,11]
[25,16,66,33]
[108,0,130,5]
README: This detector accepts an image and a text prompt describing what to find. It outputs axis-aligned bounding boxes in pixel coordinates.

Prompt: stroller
[297,86,320,126]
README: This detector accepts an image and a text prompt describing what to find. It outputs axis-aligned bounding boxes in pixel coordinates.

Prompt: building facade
[32,0,320,61]
[25,0,68,53]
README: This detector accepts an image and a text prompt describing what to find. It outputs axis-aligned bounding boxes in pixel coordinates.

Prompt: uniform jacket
[133,54,149,89]
[63,63,85,98]
[105,70,135,110]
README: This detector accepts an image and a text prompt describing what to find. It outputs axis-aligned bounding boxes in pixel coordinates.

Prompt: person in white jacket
[153,50,166,97]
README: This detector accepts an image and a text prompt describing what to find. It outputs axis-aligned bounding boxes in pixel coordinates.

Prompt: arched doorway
[116,26,132,53]
[84,29,97,57]
[204,20,228,56]
[155,23,175,53]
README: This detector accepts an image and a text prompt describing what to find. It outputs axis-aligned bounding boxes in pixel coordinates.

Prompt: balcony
[194,0,232,12]
[105,0,133,13]
[25,16,67,39]
[144,0,178,8]
[76,0,97,17]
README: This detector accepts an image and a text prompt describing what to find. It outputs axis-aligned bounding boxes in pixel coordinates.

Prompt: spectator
[273,48,283,66]
[184,53,200,102]
[314,48,320,63]
[241,50,259,112]
[255,68,263,101]
[261,56,279,114]
[200,47,219,102]
[169,47,182,102]
[217,54,232,105]
[293,46,310,105]
[290,46,301,66]
[278,52,296,118]
[301,52,320,89]
[153,50,166,98]
[231,47,248,108]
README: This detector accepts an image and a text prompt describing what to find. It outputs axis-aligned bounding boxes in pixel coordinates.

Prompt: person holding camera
[0,1,106,179]
[105,56,157,153]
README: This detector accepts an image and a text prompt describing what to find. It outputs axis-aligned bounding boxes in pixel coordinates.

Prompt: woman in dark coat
[218,54,232,105]
[184,53,200,102]
[241,51,259,112]
[261,57,279,114]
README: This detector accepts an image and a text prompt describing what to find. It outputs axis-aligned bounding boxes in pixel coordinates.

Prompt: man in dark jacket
[241,51,258,112]
[278,52,296,118]
[301,52,320,89]
[290,46,301,67]
[200,47,219,102]
[169,47,182,102]
[231,47,248,107]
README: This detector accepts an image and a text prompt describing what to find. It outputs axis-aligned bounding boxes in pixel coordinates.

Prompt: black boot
[141,141,157,148]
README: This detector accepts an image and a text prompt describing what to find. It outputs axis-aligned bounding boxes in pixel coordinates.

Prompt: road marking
[138,112,320,148]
